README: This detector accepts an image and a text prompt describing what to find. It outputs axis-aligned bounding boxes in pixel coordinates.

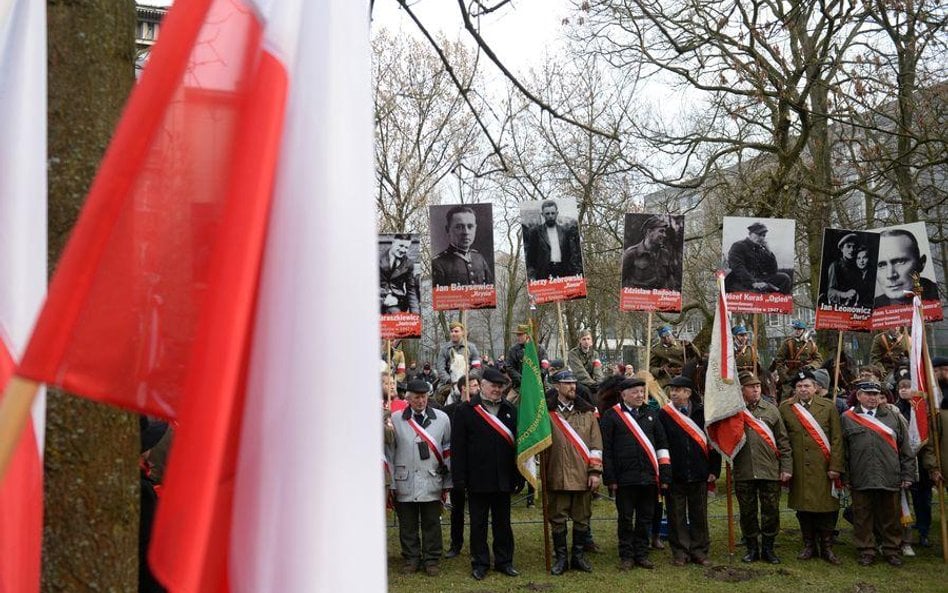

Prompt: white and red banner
[705,273,746,460]
[8,1,384,592]
[911,294,942,411]
[0,2,47,592]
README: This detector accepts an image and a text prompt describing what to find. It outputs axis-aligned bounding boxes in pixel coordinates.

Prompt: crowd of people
[380,321,948,580]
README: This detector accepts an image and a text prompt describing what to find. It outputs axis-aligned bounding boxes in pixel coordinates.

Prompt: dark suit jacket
[379,251,419,313]
[450,396,521,493]
[526,222,582,280]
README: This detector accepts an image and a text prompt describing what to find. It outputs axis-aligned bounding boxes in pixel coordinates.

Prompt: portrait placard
[379,233,422,339]
[429,203,496,310]
[520,198,587,304]
[815,228,879,331]
[722,217,795,314]
[869,221,942,329]
[619,213,684,312]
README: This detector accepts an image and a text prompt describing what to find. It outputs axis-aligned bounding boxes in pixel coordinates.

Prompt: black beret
[668,375,694,390]
[481,367,510,385]
[618,377,646,390]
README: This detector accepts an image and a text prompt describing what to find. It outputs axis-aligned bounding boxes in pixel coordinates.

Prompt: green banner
[516,340,552,489]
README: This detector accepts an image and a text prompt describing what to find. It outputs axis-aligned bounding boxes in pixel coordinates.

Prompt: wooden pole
[0,377,41,480]
[726,463,736,558]
[915,297,948,563]
[751,315,759,370]
[386,339,394,406]
[540,451,552,573]
[645,311,654,375]
[461,310,470,399]
[556,301,568,364]
[832,331,843,404]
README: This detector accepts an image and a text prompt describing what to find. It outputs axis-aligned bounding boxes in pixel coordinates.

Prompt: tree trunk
[44,1,139,591]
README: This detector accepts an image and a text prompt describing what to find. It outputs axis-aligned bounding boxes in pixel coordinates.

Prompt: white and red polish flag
[0,1,47,592]
[10,0,382,591]
[704,272,746,460]
[908,294,933,452]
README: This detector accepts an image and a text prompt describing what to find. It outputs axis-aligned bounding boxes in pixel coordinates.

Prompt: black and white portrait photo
[817,228,879,309]
[872,221,940,307]
[378,233,421,314]
[722,217,794,294]
[520,198,585,282]
[621,213,684,291]
[429,203,495,288]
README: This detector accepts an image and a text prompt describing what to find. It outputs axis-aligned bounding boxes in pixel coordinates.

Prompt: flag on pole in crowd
[704,272,746,460]
[517,340,552,489]
[908,294,934,453]
[0,1,47,592]
[7,0,382,591]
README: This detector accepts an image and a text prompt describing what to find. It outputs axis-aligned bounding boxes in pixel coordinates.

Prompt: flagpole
[914,294,948,563]
[832,331,843,405]
[725,462,736,558]
[540,451,552,573]
[751,314,759,371]
[0,377,40,479]
[386,340,394,407]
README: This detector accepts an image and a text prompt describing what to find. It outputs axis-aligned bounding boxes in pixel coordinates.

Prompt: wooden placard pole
[386,339,393,407]
[832,331,843,404]
[461,310,470,399]
[645,311,654,375]
[556,301,568,364]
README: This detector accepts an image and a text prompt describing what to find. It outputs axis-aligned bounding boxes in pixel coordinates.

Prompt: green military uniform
[568,346,604,388]
[734,343,758,375]
[732,398,793,561]
[772,337,820,393]
[431,245,493,287]
[779,393,844,561]
[869,330,909,377]
[649,339,701,388]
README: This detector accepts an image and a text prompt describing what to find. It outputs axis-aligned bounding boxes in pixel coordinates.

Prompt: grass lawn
[386,490,948,593]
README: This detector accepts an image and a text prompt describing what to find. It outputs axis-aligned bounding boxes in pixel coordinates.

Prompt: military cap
[748,222,768,234]
[932,356,948,368]
[790,368,816,387]
[739,371,761,386]
[790,320,806,330]
[406,379,432,394]
[837,232,858,249]
[551,370,577,383]
[657,325,672,336]
[481,367,510,385]
[618,377,646,390]
[642,215,670,231]
[449,321,466,331]
[513,323,531,334]
[668,375,695,390]
[811,368,831,390]
[854,381,882,393]
[732,325,748,336]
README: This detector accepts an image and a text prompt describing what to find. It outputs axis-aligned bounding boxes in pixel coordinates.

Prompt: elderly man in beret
[451,367,522,580]
[658,375,721,566]
[544,370,603,575]
[601,376,672,570]
[733,371,793,564]
[387,380,453,576]
[779,369,844,564]
[725,222,791,293]
[841,381,916,566]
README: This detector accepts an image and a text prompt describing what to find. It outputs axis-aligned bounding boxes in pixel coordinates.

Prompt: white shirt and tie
[546,225,562,263]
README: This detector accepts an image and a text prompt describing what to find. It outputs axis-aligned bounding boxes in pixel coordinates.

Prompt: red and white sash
[474,404,515,447]
[661,403,709,457]
[407,415,449,464]
[550,411,602,467]
[741,409,780,457]
[790,402,832,462]
[843,408,898,453]
[612,404,668,482]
